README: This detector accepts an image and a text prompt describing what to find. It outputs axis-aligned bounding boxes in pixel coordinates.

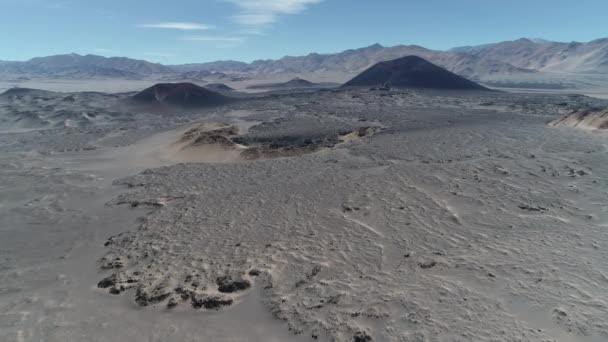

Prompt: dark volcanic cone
[342,56,489,90]
[282,77,315,87]
[204,83,235,92]
[247,77,318,90]
[133,82,233,107]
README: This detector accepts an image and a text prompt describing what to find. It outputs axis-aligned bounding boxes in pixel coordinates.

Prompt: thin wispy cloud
[227,0,322,28]
[138,22,211,30]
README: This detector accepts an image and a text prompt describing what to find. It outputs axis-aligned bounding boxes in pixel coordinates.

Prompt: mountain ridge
[1,38,607,85]
[168,43,534,80]
[0,53,172,79]
[452,38,608,74]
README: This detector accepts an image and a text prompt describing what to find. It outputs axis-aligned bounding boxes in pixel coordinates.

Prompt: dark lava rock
[97,276,116,289]
[419,260,438,269]
[109,287,121,295]
[353,331,373,342]
[191,296,233,310]
[100,260,124,270]
[216,276,251,293]
[167,298,178,309]
[518,204,548,212]
[135,287,171,307]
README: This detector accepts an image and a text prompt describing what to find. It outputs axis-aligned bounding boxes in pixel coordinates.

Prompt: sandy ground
[1,87,608,342]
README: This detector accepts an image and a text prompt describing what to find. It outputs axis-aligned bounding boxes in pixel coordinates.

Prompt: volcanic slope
[205,83,235,92]
[132,82,234,107]
[342,55,489,90]
[247,77,320,90]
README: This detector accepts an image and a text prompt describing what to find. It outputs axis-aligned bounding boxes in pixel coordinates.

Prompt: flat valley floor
[1,88,608,342]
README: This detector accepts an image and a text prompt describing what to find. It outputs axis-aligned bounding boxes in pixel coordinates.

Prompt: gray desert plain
[2,34,608,342]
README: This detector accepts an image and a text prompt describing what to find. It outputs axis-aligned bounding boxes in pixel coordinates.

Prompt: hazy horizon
[2,36,607,66]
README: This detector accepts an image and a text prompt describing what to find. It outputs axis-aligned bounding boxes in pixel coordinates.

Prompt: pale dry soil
[1,88,608,342]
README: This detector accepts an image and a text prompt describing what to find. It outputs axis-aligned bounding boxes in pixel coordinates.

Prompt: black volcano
[342,56,488,90]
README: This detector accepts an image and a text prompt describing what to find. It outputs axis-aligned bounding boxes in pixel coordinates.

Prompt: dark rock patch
[167,298,178,309]
[97,275,116,289]
[518,204,548,212]
[353,331,373,342]
[135,287,171,307]
[216,276,251,293]
[191,296,233,310]
[419,260,438,269]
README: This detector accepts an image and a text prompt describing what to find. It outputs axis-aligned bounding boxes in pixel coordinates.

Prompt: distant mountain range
[0,53,172,79]
[169,43,534,81]
[166,38,608,80]
[451,38,608,74]
[1,38,608,89]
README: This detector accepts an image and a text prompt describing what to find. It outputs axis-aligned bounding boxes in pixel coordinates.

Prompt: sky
[0,0,607,64]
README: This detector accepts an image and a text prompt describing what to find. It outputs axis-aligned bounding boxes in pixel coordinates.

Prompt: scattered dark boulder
[191,296,233,310]
[100,259,124,270]
[419,260,438,269]
[135,287,171,307]
[216,276,252,293]
[353,331,373,342]
[518,204,548,212]
[167,298,178,309]
[97,276,116,289]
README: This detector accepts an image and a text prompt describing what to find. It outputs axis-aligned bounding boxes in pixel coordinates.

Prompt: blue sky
[0,0,606,64]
